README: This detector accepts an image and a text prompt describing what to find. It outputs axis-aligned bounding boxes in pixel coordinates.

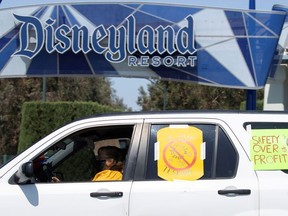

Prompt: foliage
[0,79,42,155]
[54,144,96,182]
[0,77,127,155]
[137,80,264,111]
[240,100,264,110]
[18,101,119,153]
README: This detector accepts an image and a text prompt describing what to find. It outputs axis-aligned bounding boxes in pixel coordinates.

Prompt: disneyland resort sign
[13,14,197,68]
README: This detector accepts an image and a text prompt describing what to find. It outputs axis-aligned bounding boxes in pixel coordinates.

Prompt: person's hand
[51,176,60,183]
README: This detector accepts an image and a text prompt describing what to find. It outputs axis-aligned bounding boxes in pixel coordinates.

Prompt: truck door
[0,122,142,216]
[129,120,259,216]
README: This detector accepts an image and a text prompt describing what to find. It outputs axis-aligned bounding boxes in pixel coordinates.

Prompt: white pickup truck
[1,111,288,216]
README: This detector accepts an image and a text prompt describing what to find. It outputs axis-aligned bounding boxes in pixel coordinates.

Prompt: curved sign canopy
[0,1,287,89]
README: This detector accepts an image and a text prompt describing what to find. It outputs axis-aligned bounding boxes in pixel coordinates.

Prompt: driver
[92,146,123,181]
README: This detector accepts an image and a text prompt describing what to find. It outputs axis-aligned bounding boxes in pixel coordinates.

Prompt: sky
[111,0,288,111]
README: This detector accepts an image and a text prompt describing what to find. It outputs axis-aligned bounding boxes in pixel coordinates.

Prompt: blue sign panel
[0,3,286,89]
[269,5,288,79]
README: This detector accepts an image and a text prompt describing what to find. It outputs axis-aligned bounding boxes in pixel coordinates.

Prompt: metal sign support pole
[246,0,257,110]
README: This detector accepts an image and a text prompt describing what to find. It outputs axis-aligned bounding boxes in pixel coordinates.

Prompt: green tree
[0,79,42,155]
[43,77,127,110]
[137,80,263,111]
[0,77,127,155]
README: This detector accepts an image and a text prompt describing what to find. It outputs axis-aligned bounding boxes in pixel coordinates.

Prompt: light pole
[246,0,257,110]
[42,77,47,101]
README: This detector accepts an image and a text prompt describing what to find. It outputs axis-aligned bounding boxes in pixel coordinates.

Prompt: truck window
[31,125,133,183]
[145,124,238,181]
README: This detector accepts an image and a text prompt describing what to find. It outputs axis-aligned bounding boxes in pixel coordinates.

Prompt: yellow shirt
[92,170,122,181]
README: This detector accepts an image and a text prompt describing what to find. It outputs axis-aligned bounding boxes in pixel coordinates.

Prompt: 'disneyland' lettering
[13,14,197,63]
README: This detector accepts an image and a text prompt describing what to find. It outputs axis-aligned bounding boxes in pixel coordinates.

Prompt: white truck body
[1,111,288,216]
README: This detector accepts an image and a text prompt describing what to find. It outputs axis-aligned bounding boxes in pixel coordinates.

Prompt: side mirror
[14,162,35,184]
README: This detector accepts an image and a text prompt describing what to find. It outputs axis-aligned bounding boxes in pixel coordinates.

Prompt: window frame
[10,122,143,184]
[134,122,239,181]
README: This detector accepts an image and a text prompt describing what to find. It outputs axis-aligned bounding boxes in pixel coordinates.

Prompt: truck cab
[1,111,288,216]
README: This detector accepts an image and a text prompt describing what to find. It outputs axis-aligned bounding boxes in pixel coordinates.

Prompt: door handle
[90,191,123,198]
[218,189,251,196]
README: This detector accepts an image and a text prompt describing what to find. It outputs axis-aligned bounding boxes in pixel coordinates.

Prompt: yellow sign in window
[156,125,205,181]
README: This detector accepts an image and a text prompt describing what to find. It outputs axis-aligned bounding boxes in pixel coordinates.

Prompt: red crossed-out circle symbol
[163,140,197,171]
